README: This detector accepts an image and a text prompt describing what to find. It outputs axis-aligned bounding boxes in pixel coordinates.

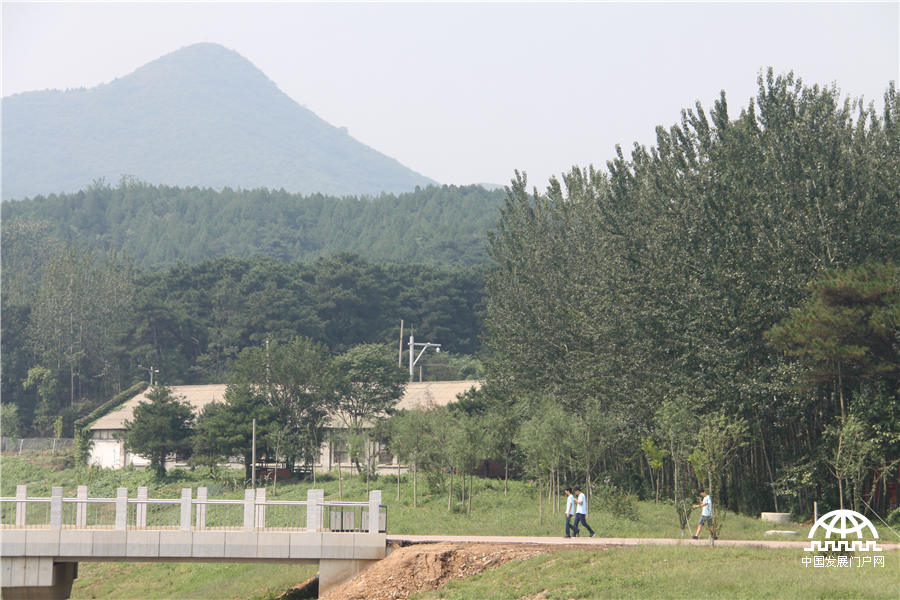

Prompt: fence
[0,438,74,455]
[0,486,386,533]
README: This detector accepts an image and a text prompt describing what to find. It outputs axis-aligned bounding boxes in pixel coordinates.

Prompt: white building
[88,381,480,472]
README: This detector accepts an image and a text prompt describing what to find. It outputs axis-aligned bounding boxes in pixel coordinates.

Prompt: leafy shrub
[887,506,900,528]
[425,471,445,495]
[594,478,639,521]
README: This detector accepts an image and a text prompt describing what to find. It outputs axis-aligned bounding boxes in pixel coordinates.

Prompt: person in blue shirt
[564,487,577,538]
[572,486,595,537]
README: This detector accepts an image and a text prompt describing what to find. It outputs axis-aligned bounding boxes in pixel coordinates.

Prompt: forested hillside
[1,182,503,266]
[1,43,434,200]
[2,224,487,437]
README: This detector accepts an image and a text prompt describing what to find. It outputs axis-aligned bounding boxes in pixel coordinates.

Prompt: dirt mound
[321,542,557,600]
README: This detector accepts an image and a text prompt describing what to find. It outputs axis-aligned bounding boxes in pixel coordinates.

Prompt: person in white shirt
[572,487,595,537]
[564,487,577,538]
[692,489,716,539]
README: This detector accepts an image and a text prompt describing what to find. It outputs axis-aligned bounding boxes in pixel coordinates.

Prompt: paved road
[388,534,900,550]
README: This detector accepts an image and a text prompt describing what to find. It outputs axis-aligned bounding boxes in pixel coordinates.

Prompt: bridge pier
[0,558,77,600]
[318,558,379,595]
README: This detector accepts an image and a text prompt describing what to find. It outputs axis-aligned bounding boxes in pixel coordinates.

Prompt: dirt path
[320,542,574,600]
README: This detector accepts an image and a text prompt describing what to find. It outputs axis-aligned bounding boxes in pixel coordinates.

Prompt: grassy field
[4,454,899,599]
[412,546,900,600]
[71,562,317,600]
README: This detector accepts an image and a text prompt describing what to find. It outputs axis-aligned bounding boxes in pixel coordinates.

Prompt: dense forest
[470,72,899,518]
[2,70,897,523]
[1,182,503,267]
[1,225,488,437]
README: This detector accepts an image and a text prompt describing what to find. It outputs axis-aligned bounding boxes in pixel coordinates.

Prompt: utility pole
[137,365,159,386]
[408,333,441,382]
[398,320,404,367]
[251,418,257,492]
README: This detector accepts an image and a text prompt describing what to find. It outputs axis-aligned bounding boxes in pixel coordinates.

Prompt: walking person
[692,489,716,539]
[572,486,595,537]
[564,487,577,538]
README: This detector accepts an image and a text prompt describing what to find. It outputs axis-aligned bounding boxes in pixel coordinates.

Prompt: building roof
[396,380,481,411]
[90,384,227,431]
[90,381,481,431]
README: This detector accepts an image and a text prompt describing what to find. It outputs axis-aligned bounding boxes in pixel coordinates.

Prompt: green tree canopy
[483,71,898,515]
[229,337,339,469]
[123,386,194,479]
[193,383,276,480]
[766,262,899,417]
[332,344,407,472]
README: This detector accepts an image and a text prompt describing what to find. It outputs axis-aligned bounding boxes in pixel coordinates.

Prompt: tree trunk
[539,478,543,525]
[69,363,75,407]
[645,455,655,503]
[504,456,509,495]
[556,468,560,513]
[448,467,453,511]
[656,468,661,504]
[671,441,679,503]
[548,468,553,513]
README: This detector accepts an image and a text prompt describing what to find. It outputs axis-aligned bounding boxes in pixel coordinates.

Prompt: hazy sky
[3,1,898,189]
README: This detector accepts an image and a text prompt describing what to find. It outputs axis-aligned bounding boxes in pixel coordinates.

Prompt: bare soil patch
[320,542,571,600]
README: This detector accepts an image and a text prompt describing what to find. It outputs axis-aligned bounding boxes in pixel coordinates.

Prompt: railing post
[15,485,27,527]
[180,488,192,531]
[115,487,128,530]
[50,487,63,529]
[196,487,207,530]
[368,490,381,533]
[136,487,148,528]
[306,489,323,532]
[255,487,266,529]
[76,485,88,527]
[243,489,255,531]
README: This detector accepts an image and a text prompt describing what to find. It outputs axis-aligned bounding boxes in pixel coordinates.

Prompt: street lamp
[137,364,159,386]
[408,334,441,382]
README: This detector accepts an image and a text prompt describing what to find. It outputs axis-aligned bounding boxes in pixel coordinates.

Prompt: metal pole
[399,320,404,367]
[409,334,414,380]
[251,418,256,491]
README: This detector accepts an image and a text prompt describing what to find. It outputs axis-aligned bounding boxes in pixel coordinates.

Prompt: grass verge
[69,562,317,600]
[412,546,900,600]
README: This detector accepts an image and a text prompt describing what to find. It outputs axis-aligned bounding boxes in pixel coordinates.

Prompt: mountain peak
[132,43,271,84]
[2,44,434,199]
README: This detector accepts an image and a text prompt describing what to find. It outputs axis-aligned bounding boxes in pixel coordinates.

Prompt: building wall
[90,429,406,473]
[89,438,123,469]
[89,432,150,469]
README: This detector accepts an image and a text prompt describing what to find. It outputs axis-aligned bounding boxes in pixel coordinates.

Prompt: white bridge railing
[0,486,386,533]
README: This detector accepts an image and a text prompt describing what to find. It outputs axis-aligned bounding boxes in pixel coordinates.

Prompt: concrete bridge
[0,485,387,599]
